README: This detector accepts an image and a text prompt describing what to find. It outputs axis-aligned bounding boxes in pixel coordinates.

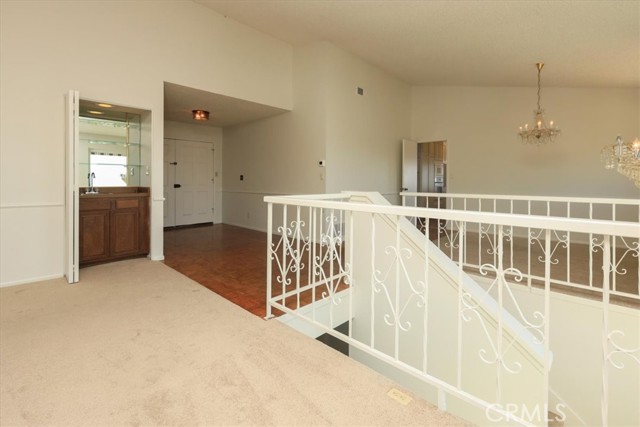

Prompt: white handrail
[265,191,639,427]
[400,191,640,207]
[265,194,639,238]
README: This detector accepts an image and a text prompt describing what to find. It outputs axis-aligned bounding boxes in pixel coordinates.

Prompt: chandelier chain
[537,67,541,111]
[518,62,559,145]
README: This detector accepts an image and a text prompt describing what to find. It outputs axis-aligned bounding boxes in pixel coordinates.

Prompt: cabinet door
[79,211,110,263]
[110,199,140,257]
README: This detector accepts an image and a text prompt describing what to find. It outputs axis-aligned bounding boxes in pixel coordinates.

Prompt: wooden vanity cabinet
[79,188,149,266]
[79,198,111,263]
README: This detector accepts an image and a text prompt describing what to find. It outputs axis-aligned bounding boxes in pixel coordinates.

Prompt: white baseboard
[275,289,352,338]
[0,273,64,288]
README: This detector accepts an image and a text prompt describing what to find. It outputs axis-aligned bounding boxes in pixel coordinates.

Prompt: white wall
[411,86,640,199]
[221,42,328,231]
[0,0,292,286]
[325,44,411,201]
[164,121,223,224]
[474,275,640,427]
[222,42,411,231]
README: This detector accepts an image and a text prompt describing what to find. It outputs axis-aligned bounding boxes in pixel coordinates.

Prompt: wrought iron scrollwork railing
[266,192,639,427]
[402,192,640,301]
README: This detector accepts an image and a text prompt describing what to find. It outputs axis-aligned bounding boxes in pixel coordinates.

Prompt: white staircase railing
[401,192,640,302]
[265,191,639,427]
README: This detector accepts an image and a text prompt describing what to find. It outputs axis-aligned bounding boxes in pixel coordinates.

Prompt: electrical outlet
[387,388,412,406]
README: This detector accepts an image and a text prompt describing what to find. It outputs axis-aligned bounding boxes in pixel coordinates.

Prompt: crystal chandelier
[601,135,640,188]
[518,63,560,144]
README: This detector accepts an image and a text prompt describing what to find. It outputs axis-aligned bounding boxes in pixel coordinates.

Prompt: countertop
[79,187,150,199]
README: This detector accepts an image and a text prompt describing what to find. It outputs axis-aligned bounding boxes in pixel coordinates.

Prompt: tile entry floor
[164,224,269,317]
[164,223,638,319]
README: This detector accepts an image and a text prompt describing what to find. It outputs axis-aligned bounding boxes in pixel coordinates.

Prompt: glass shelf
[79,109,142,188]
[80,139,141,147]
[80,162,144,167]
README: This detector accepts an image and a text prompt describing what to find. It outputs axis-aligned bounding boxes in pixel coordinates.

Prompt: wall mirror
[79,100,142,187]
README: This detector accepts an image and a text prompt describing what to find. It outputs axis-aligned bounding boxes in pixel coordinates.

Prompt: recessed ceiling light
[192,109,210,121]
[97,103,113,108]
[87,110,104,115]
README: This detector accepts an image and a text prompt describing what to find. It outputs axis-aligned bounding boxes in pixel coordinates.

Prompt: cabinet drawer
[80,198,111,211]
[115,199,139,209]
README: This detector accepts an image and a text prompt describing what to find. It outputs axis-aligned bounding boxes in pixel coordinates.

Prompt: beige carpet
[0,259,469,426]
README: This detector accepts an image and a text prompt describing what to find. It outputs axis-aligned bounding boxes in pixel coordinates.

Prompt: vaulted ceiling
[166,1,639,127]
[196,0,639,88]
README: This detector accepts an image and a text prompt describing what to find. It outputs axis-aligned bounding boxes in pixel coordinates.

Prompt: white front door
[164,139,214,227]
[163,139,176,227]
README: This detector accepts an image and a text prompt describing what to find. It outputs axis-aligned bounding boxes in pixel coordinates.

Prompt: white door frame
[65,90,80,283]
[402,138,418,206]
[163,139,176,227]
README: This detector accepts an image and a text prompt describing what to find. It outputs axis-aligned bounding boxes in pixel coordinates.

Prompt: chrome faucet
[86,172,98,194]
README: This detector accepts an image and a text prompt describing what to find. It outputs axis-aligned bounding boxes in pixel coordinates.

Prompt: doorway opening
[161,81,289,317]
[163,138,215,228]
[417,140,447,202]
[401,139,448,239]
[66,92,152,283]
[417,140,447,238]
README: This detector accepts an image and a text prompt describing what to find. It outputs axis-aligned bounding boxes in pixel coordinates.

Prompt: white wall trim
[0,273,64,288]
[222,189,400,198]
[0,203,64,209]
[276,289,352,338]
[221,189,295,196]
[164,136,216,144]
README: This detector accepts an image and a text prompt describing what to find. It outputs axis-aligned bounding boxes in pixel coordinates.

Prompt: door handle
[401,187,408,191]
[173,184,181,188]
[170,162,177,165]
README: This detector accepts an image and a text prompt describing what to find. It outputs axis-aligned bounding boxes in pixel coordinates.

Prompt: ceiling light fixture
[87,110,104,115]
[601,135,640,188]
[192,109,210,121]
[518,63,560,145]
[97,103,113,108]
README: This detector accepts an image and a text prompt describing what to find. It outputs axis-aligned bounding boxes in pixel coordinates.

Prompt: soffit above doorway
[164,82,288,128]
